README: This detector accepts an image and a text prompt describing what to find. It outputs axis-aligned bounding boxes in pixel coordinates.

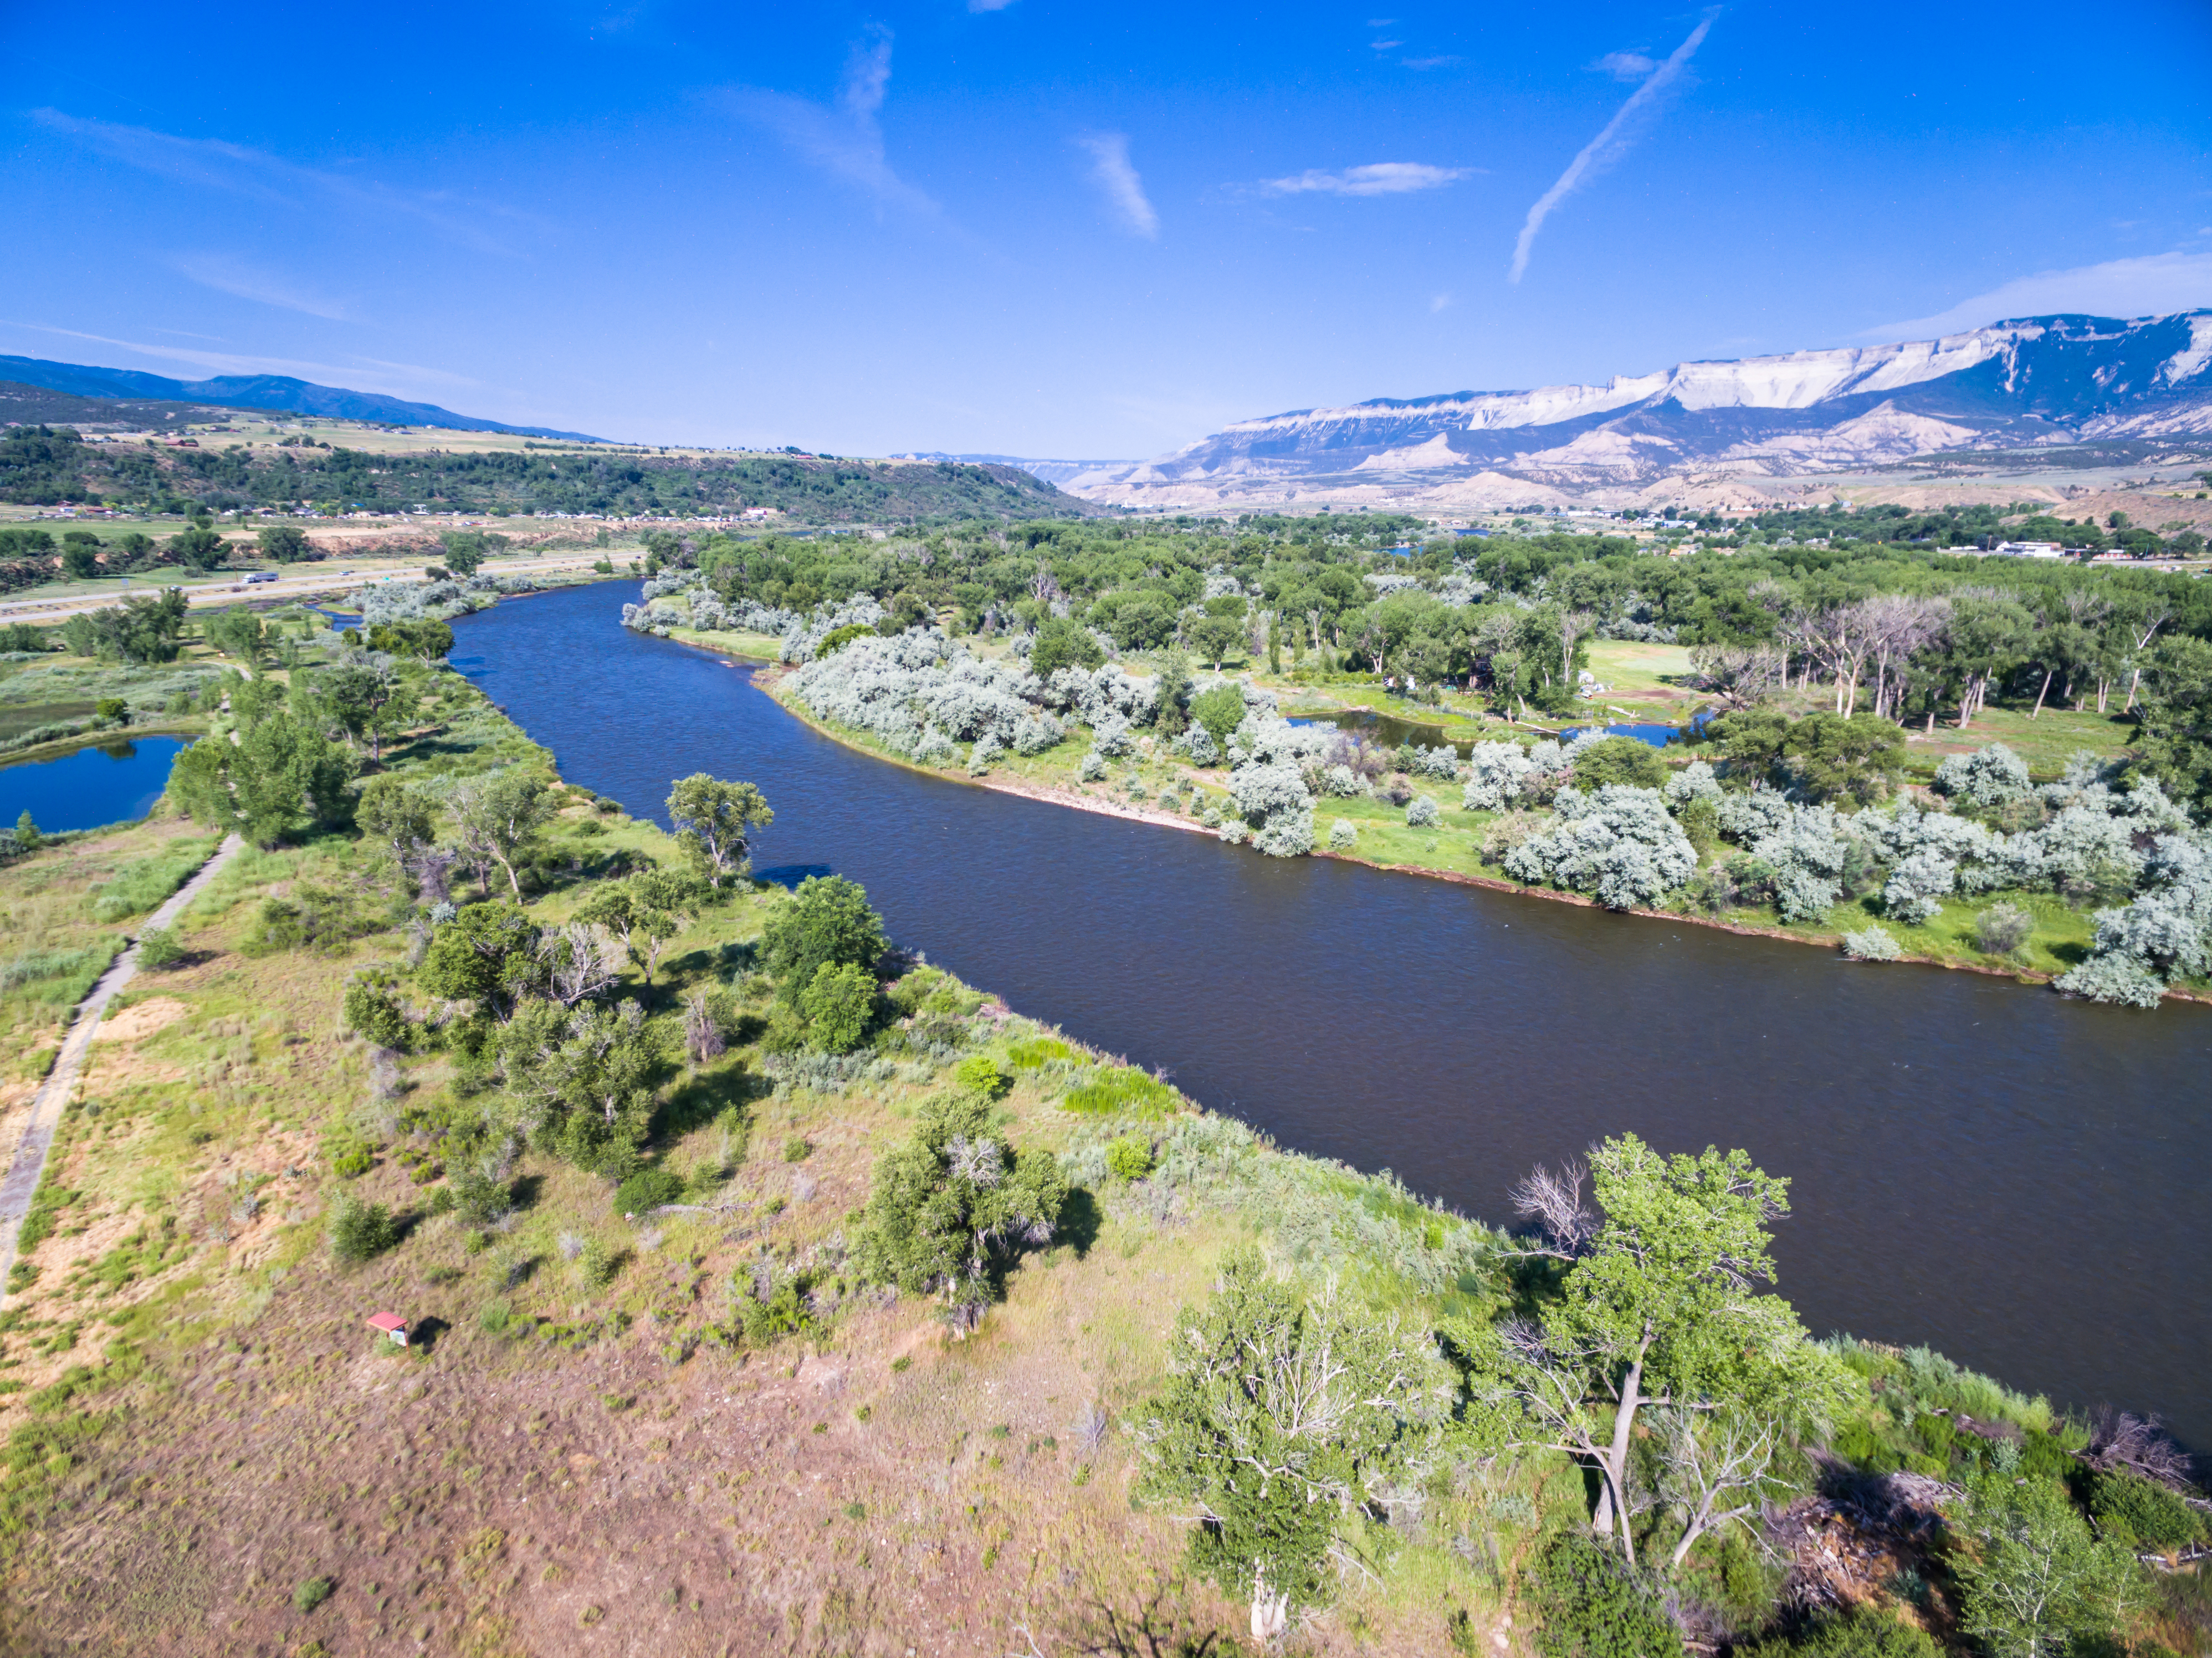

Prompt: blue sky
[6,2,2211,457]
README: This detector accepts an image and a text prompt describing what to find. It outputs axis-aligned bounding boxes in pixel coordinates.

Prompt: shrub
[1934,743,2032,809]
[331,1143,373,1179]
[449,1166,513,1225]
[954,1055,1011,1101]
[782,1136,812,1162]
[815,623,874,658]
[327,1197,397,1265]
[613,1168,683,1215]
[342,979,411,1048]
[1573,735,1668,791]
[135,927,181,969]
[1525,1532,1683,1658]
[1974,903,2035,959]
[292,1576,335,1614]
[1740,1610,1940,1658]
[1842,927,1902,962]
[1190,683,1248,752]
[1503,786,1696,910]
[1104,1133,1155,1180]
[2089,1468,2206,1550]
[579,1238,622,1290]
[1328,819,1358,850]
[1406,796,1439,828]
[800,960,875,1053]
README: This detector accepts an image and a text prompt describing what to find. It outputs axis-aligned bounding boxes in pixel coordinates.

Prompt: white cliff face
[1068,310,2212,503]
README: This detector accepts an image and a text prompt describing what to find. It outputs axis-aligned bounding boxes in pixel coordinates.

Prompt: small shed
[366,1312,409,1347]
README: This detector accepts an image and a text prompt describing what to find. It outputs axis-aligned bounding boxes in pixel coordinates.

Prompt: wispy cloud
[968,0,1018,11]
[1431,292,1452,313]
[1402,56,1462,70]
[1863,250,2212,340]
[1508,11,1719,284]
[1591,50,1657,81]
[1,321,481,395]
[725,28,940,221]
[1260,162,1475,197]
[1076,132,1159,239]
[32,110,532,256]
[171,253,355,321]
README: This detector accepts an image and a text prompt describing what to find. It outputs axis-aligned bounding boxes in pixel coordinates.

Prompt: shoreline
[668,634,2206,1010]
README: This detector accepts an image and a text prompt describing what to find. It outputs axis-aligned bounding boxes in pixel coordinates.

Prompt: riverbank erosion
[1,666,2205,1657]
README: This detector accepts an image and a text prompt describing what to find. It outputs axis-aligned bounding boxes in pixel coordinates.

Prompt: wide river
[458,584,2212,1445]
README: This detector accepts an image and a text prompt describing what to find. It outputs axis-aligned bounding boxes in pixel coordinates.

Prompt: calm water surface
[0,737,188,834]
[459,585,2212,1444]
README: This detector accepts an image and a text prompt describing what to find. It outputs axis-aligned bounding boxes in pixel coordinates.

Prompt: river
[456,582,2212,1445]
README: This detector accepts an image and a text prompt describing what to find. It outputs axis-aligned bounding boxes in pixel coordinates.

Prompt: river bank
[661,630,2197,1005]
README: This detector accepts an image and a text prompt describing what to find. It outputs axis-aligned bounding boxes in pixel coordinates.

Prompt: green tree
[167,714,359,847]
[576,868,698,985]
[852,1091,1066,1329]
[760,876,885,1007]
[799,960,875,1052]
[14,809,40,851]
[1031,615,1105,679]
[417,902,542,1022]
[204,607,266,667]
[1465,1135,1850,1567]
[1954,1468,2147,1658]
[1784,713,1906,805]
[318,657,419,765]
[1706,710,1793,790]
[60,538,99,580]
[258,525,311,562]
[665,774,773,887]
[2132,634,2212,813]
[498,996,659,1176]
[1190,682,1247,752]
[444,770,556,900]
[353,774,437,874]
[1573,736,1667,790]
[1187,612,1243,672]
[366,618,454,662]
[1136,1247,1447,1639]
[1153,648,1194,736]
[168,525,231,571]
[328,1195,398,1263]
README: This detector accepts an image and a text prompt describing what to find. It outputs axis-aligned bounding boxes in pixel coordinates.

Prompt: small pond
[0,736,189,835]
[1292,704,1711,756]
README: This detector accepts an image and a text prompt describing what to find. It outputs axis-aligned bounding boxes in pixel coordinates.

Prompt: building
[1990,541,2065,559]
[366,1312,409,1347]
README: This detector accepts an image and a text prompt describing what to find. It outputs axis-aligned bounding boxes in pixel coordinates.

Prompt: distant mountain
[894,451,1138,487]
[0,355,605,443]
[1067,311,2212,508]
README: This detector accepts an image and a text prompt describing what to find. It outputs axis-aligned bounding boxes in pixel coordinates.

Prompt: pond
[455,584,2212,1447]
[1294,705,1713,755]
[0,736,188,835]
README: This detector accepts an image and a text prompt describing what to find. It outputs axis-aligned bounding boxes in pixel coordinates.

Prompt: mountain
[0,355,605,443]
[1065,310,2212,509]
[893,451,1139,487]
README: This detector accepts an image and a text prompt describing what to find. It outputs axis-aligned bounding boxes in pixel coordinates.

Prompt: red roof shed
[366,1312,408,1346]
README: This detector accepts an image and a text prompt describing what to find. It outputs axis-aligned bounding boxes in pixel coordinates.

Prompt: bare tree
[1657,1409,1781,1568]
[1861,595,1948,722]
[1509,1157,1595,1260]
[539,922,621,1007]
[1688,644,1785,709]
[2119,604,2172,714]
[1559,608,1595,688]
[683,987,725,1068]
[2083,1408,2195,1487]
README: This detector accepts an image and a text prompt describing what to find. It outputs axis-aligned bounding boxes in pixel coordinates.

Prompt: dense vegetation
[0,423,1088,523]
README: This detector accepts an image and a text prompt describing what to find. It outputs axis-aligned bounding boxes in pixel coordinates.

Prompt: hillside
[0,356,602,443]
[0,428,1099,525]
[0,381,265,433]
[1069,310,2212,510]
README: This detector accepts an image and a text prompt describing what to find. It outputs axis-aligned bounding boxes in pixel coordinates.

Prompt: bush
[1328,819,1358,851]
[1525,1532,1683,1658]
[579,1238,622,1290]
[782,1136,812,1163]
[292,1576,335,1614]
[1842,926,1901,961]
[800,960,875,1053]
[1190,683,1247,752]
[953,1055,1011,1102]
[1740,1610,1940,1658]
[1974,903,2035,959]
[1503,786,1696,910]
[814,623,874,658]
[1105,1133,1155,1180]
[613,1168,683,1215]
[342,979,410,1047]
[2090,1468,2206,1551]
[327,1197,397,1265]
[1934,743,2032,809]
[135,927,181,969]
[1406,796,1439,828]
[1573,736,1667,791]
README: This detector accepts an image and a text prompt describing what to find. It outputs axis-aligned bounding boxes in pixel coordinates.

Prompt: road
[0,553,616,624]
[0,835,245,1304]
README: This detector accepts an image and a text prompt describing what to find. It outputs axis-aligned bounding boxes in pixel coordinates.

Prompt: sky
[5,2,2211,459]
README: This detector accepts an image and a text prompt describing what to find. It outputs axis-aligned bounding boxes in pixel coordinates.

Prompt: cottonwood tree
[1466,1135,1849,1568]
[1955,1466,2147,1658]
[498,996,658,1175]
[417,902,542,1022]
[1136,1248,1448,1642]
[446,770,556,900]
[579,869,701,985]
[665,774,773,888]
[537,920,622,1007]
[1655,1408,1782,1568]
[318,655,418,764]
[761,875,885,1005]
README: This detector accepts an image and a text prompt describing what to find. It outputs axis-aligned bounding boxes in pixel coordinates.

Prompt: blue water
[0,736,188,835]
[1559,710,1716,747]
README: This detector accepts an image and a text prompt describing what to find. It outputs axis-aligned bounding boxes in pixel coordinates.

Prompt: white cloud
[171,253,355,321]
[32,110,531,256]
[726,28,941,221]
[969,0,1018,9]
[1260,162,1475,197]
[1431,292,1452,313]
[1402,56,1462,69]
[1591,50,1657,80]
[1370,38,1403,49]
[1076,132,1159,239]
[1509,10,1719,284]
[1863,251,2212,340]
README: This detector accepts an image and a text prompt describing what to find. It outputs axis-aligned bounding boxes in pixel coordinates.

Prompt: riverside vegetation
[623,515,2212,1006]
[0,569,2202,1655]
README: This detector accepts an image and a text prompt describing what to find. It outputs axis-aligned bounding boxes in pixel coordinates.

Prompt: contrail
[1508,11,1718,283]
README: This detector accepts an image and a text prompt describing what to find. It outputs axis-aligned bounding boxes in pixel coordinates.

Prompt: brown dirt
[93,999,192,1045]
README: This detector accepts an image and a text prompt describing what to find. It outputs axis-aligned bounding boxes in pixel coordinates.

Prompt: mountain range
[0,355,603,443]
[1062,310,2212,510]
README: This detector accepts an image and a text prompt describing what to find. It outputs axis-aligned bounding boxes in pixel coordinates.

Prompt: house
[366,1312,409,1347]
[1990,541,2064,559]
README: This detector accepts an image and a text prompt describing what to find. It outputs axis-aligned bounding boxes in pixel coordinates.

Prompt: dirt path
[0,833,243,1301]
